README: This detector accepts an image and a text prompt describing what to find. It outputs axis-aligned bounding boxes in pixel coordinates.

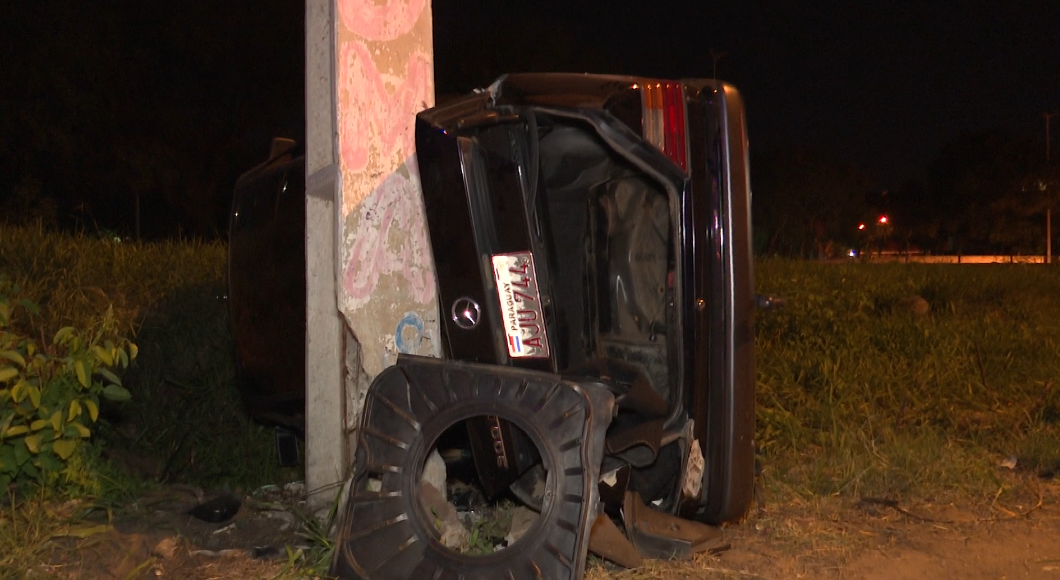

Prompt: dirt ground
[615,475,1060,580]
[30,484,313,580]
[26,476,1060,580]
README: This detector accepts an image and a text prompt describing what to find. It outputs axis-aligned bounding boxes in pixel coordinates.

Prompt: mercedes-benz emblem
[451,297,481,330]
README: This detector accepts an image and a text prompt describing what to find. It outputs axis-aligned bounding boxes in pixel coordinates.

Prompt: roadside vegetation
[754,259,1060,503]
[2,225,1059,578]
[586,260,1060,579]
[0,225,315,579]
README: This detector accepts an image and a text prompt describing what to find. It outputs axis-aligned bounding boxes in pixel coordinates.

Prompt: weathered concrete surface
[334,0,439,377]
[304,0,346,510]
[304,0,438,509]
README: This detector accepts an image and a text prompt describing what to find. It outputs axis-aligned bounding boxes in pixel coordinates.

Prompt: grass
[583,261,1060,578]
[3,225,1060,578]
[0,225,224,335]
[0,225,315,579]
[0,494,57,579]
[0,225,297,490]
[754,259,1060,503]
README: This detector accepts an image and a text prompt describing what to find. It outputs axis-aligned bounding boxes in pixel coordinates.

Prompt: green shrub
[0,280,134,491]
[0,225,297,493]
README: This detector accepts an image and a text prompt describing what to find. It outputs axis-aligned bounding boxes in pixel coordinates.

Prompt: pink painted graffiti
[337,41,432,175]
[343,157,436,307]
[337,0,426,41]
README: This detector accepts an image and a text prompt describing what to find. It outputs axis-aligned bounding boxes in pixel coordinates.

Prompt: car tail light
[641,82,688,172]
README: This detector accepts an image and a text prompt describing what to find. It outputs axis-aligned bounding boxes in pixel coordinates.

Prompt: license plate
[491,252,550,359]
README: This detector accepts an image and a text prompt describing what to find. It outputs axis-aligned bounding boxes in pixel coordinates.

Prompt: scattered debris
[504,506,538,546]
[263,509,297,531]
[448,480,486,512]
[588,512,643,569]
[253,484,282,496]
[460,499,515,554]
[283,480,306,497]
[152,537,180,560]
[253,480,307,503]
[190,549,244,558]
[212,522,237,535]
[251,545,283,560]
[623,491,729,559]
[683,439,705,497]
[38,483,310,580]
[422,449,448,501]
[420,481,469,549]
[187,494,241,523]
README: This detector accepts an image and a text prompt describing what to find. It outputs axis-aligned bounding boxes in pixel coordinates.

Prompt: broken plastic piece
[622,491,729,559]
[605,418,667,468]
[588,512,643,569]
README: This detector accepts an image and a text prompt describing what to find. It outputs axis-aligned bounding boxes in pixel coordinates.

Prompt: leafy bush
[0,280,135,491]
[0,225,297,493]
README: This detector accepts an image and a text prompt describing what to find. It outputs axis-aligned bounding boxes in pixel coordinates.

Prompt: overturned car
[326,73,756,580]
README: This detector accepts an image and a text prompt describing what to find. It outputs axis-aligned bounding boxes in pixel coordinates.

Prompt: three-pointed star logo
[451,297,481,329]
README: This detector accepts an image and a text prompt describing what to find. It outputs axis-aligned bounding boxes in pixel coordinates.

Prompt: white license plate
[491,252,550,359]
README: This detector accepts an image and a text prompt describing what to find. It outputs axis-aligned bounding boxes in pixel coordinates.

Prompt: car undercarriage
[327,73,757,580]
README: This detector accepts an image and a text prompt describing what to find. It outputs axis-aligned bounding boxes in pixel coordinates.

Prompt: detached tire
[331,355,614,580]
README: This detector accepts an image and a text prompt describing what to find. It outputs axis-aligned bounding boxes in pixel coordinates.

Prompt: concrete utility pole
[304,0,439,510]
[1045,112,1056,265]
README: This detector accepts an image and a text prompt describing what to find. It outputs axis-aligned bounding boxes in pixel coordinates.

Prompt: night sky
[3,1,1059,236]
[437,0,1060,189]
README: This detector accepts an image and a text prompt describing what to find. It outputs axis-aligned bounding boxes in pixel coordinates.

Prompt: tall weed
[756,260,1060,500]
[0,226,295,494]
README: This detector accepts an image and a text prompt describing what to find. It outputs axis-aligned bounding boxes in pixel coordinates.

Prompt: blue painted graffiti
[394,312,424,354]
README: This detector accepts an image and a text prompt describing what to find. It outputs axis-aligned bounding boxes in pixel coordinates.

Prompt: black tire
[331,355,615,580]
